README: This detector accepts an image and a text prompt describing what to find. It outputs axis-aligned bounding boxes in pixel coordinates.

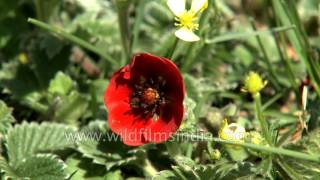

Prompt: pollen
[175,11,199,31]
[143,88,160,105]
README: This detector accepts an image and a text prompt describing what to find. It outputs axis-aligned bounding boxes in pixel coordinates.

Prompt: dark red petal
[104,68,152,146]
[143,102,184,143]
[130,53,185,102]
[104,53,185,146]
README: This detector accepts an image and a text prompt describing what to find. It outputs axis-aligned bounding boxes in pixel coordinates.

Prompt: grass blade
[205,25,295,44]
[27,18,119,67]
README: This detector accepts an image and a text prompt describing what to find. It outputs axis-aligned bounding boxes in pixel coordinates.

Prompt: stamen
[130,76,167,118]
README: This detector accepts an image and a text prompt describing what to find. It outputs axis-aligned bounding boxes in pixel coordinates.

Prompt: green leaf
[6,122,76,167]
[0,61,41,98]
[53,91,89,125]
[14,154,66,180]
[152,170,176,180]
[0,154,66,180]
[283,129,320,179]
[48,71,74,96]
[0,156,17,179]
[205,25,295,44]
[40,34,65,59]
[65,155,107,180]
[0,100,15,136]
[28,18,119,67]
[76,121,143,170]
[104,170,122,180]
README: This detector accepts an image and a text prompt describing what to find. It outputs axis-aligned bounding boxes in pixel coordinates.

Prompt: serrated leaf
[65,155,107,180]
[6,122,76,167]
[283,129,320,179]
[53,91,89,125]
[0,154,66,180]
[0,100,15,136]
[76,121,143,170]
[48,71,74,96]
[168,160,258,180]
[15,154,66,180]
[0,156,17,179]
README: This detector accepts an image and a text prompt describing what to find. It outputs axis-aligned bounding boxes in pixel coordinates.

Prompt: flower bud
[210,149,221,160]
[242,71,267,96]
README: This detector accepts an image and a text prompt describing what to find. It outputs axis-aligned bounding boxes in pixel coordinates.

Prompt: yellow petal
[175,27,200,42]
[167,0,186,16]
[191,0,208,13]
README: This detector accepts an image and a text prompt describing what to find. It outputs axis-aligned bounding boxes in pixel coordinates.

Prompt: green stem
[116,0,131,62]
[173,134,320,163]
[250,19,281,91]
[181,0,213,72]
[35,0,45,21]
[186,143,193,158]
[262,91,284,111]
[27,18,119,67]
[166,37,179,60]
[142,158,158,177]
[132,0,146,54]
[253,93,272,144]
[274,30,300,100]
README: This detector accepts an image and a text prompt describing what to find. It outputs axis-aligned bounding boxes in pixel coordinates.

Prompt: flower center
[175,11,199,31]
[142,88,159,105]
[130,76,166,119]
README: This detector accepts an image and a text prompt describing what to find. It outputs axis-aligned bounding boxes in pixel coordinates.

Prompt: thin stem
[181,0,213,72]
[261,91,284,111]
[131,0,146,54]
[173,134,320,163]
[35,0,45,21]
[166,37,179,60]
[186,143,193,158]
[142,158,158,177]
[250,19,281,91]
[254,93,272,144]
[27,18,119,67]
[116,0,131,62]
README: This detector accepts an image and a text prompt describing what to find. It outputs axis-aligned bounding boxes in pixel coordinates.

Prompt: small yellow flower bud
[242,71,267,96]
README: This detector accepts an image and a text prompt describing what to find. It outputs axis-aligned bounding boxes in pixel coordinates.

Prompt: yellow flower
[167,0,208,42]
[219,119,245,142]
[242,71,267,96]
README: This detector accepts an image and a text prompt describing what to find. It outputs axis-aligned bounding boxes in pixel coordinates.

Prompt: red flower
[104,53,185,146]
